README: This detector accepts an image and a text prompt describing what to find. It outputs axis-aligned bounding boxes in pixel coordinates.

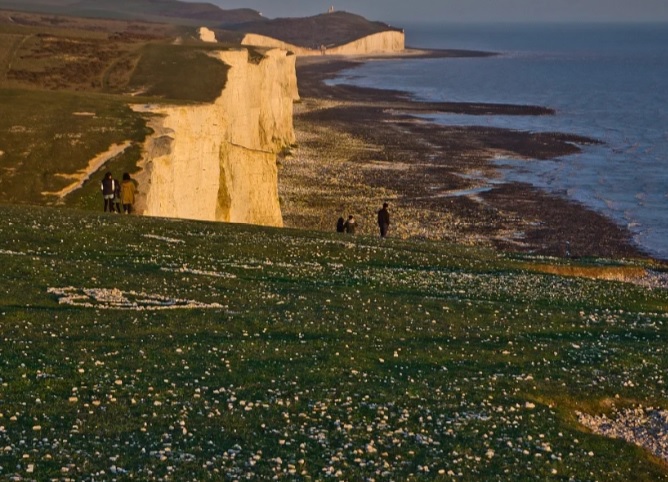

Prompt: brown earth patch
[520,263,648,283]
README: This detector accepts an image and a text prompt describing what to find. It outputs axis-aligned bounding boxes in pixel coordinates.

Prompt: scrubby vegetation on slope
[0,204,667,480]
[0,11,229,97]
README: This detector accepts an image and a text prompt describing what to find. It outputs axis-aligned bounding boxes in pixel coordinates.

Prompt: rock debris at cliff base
[281,55,648,260]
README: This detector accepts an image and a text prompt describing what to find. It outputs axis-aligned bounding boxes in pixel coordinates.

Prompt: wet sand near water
[279,51,650,260]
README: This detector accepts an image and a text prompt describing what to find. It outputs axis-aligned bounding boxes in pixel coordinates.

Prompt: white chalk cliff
[241,30,405,56]
[134,48,298,227]
[198,27,217,43]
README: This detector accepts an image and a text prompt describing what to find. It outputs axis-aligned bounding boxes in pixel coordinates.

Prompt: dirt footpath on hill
[278,52,647,260]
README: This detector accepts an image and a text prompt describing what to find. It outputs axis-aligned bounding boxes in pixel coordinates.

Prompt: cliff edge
[235,11,405,56]
[134,47,298,227]
[241,30,405,56]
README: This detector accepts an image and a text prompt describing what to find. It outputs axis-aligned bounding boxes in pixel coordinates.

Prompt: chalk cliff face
[198,27,217,43]
[134,48,298,227]
[241,31,405,56]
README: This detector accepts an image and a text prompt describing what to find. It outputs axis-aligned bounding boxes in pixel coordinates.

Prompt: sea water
[329,23,668,259]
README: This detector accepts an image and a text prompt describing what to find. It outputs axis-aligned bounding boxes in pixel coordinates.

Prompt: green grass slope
[0,13,233,209]
[0,89,148,204]
[0,13,229,97]
[1,203,667,480]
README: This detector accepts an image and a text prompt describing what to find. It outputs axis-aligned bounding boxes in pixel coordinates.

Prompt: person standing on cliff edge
[343,215,357,234]
[378,202,390,238]
[101,172,116,213]
[120,172,136,214]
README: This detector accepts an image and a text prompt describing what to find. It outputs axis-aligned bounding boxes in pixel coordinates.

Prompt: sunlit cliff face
[133,48,298,227]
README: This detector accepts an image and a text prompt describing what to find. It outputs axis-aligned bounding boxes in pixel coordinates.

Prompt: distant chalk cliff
[241,30,405,56]
[133,48,298,227]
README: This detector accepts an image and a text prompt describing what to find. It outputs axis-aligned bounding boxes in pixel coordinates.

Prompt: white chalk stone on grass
[47,286,224,310]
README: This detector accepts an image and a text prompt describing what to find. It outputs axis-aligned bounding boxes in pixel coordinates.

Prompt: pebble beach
[279,51,651,261]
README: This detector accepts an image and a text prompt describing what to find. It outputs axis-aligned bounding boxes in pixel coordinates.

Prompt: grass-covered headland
[0,13,233,210]
[1,204,667,480]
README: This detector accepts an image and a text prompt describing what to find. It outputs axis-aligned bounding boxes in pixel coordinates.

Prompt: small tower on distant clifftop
[328,6,335,13]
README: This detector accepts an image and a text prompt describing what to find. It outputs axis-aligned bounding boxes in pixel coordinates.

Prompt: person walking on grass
[120,172,136,214]
[101,172,116,213]
[343,215,357,234]
[378,202,390,238]
[336,217,345,233]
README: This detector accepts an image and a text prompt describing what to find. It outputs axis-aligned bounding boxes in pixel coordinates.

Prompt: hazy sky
[202,0,668,24]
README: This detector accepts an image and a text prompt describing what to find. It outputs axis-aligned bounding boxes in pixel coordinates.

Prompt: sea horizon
[330,22,668,259]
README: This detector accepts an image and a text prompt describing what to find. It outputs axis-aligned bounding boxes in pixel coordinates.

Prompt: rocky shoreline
[279,50,651,261]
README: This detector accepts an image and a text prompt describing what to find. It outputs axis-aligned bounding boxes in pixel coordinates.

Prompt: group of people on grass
[101,171,136,214]
[101,170,390,238]
[337,202,391,238]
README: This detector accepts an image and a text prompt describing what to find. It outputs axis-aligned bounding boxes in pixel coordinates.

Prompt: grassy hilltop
[0,203,667,480]
[0,11,238,208]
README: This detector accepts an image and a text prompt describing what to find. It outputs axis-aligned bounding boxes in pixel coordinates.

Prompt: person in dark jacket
[336,217,345,233]
[101,172,116,212]
[343,215,357,234]
[113,177,121,213]
[377,202,390,238]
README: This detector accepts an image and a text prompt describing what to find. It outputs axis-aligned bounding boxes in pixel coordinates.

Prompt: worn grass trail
[0,204,667,480]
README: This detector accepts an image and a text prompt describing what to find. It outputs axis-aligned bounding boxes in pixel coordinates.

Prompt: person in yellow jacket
[120,172,136,214]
